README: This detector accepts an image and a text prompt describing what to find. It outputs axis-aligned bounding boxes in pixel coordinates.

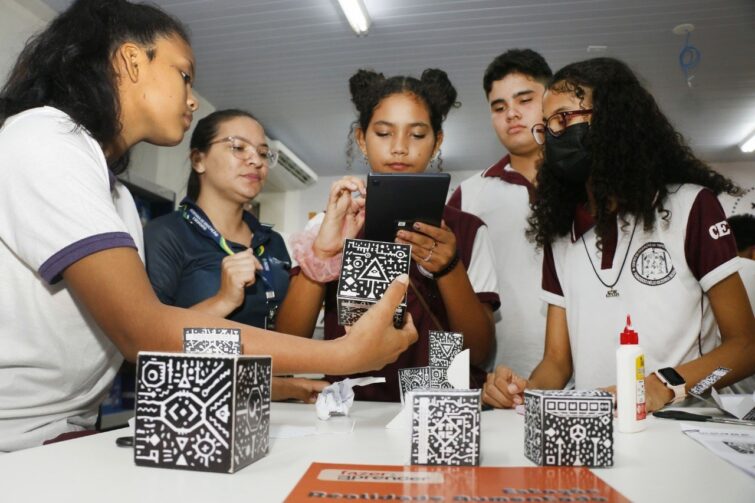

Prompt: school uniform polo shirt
[144,209,291,329]
[449,156,547,375]
[542,184,741,389]
[0,107,140,451]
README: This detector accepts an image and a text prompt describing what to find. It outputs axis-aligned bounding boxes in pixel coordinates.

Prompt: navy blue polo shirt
[144,208,290,329]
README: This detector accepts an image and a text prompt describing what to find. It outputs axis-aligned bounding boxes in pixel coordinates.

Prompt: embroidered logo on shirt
[631,242,676,286]
[708,221,731,240]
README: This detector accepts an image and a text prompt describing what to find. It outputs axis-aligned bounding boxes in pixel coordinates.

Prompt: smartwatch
[654,367,687,405]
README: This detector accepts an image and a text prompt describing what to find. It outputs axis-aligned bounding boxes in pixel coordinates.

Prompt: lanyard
[179,198,277,303]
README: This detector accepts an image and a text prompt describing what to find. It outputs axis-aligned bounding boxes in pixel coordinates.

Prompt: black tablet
[364,172,451,243]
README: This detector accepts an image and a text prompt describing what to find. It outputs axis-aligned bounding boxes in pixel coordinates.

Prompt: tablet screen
[364,173,451,243]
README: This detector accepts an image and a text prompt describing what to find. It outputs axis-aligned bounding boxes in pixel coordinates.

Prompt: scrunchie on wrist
[290,224,342,283]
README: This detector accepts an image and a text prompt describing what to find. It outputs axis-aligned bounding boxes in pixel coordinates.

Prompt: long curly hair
[0,0,189,174]
[346,68,460,169]
[528,57,739,249]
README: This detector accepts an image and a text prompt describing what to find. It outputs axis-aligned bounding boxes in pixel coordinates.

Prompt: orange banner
[285,462,629,502]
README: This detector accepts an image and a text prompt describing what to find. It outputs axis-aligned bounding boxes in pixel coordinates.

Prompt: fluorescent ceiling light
[741,131,755,153]
[338,0,371,36]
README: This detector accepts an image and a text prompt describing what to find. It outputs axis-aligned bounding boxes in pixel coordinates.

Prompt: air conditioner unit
[265,139,318,192]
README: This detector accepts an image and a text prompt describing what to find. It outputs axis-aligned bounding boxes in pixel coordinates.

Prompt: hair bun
[420,68,460,118]
[349,69,385,114]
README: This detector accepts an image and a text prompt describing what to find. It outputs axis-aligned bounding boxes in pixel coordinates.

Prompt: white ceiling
[43,0,755,176]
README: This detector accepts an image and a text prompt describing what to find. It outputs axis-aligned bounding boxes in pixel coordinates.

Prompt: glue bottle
[616,315,647,432]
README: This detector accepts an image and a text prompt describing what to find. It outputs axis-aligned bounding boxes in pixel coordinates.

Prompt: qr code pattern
[183,328,242,355]
[524,390,614,468]
[724,441,755,455]
[398,366,450,403]
[429,331,463,368]
[233,358,271,469]
[411,390,481,466]
[134,353,271,473]
[689,367,731,396]
[336,239,410,326]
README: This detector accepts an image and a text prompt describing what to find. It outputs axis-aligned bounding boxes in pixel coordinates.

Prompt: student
[144,109,327,402]
[483,57,755,412]
[448,49,552,375]
[728,214,755,394]
[145,110,290,329]
[0,0,415,451]
[276,69,500,402]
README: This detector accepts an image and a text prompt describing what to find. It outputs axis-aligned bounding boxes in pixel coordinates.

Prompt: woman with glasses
[144,109,328,402]
[145,109,289,329]
[483,57,755,411]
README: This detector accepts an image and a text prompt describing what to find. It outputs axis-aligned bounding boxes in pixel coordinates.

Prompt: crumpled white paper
[315,376,386,420]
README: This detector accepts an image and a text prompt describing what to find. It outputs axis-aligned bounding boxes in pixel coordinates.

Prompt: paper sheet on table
[681,423,755,478]
[711,389,755,420]
[316,376,386,420]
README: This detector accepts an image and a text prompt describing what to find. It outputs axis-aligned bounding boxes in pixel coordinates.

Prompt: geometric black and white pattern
[428,331,463,368]
[134,352,271,473]
[524,389,613,468]
[410,389,481,466]
[336,239,410,326]
[398,366,451,404]
[689,367,731,397]
[183,328,242,355]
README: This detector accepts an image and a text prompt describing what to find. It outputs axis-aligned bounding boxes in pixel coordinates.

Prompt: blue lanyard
[179,198,277,302]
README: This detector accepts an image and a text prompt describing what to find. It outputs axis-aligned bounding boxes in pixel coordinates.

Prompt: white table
[1,402,753,502]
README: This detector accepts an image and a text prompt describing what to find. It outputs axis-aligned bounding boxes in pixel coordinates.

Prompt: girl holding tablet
[277,69,499,401]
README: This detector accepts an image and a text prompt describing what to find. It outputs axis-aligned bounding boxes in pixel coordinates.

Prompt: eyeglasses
[531,109,593,145]
[208,136,279,167]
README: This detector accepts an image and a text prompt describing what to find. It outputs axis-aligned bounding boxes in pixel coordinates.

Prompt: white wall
[0,1,54,82]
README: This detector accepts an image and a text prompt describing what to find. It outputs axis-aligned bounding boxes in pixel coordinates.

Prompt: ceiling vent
[265,139,318,192]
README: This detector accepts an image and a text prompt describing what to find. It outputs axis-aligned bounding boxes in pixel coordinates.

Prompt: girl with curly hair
[277,69,500,401]
[483,57,755,411]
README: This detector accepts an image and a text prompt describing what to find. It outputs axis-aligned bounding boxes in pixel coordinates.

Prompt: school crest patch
[631,242,676,286]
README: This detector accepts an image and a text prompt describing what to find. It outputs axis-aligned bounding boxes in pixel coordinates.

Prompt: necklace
[581,218,638,298]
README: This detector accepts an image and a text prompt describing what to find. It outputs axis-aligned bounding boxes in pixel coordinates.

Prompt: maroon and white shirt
[542,184,740,389]
[0,107,141,451]
[449,156,546,376]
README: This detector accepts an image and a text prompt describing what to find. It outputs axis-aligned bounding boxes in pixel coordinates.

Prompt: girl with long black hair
[483,57,755,411]
[0,0,415,451]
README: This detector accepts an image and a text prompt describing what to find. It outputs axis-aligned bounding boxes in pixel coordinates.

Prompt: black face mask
[544,122,592,185]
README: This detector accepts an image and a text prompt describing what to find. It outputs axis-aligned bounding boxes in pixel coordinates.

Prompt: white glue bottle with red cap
[616,315,647,432]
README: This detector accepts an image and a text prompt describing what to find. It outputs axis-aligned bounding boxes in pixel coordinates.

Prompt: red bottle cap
[620,314,638,345]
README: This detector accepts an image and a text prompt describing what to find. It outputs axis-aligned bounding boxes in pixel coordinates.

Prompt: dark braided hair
[528,57,739,249]
[346,68,459,169]
[0,0,189,174]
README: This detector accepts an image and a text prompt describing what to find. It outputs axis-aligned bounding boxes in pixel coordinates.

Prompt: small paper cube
[183,327,241,354]
[336,239,410,326]
[398,366,451,404]
[428,331,463,368]
[134,352,271,473]
[410,389,481,466]
[524,389,613,468]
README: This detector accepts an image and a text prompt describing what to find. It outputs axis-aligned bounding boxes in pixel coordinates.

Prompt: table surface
[1,402,753,502]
